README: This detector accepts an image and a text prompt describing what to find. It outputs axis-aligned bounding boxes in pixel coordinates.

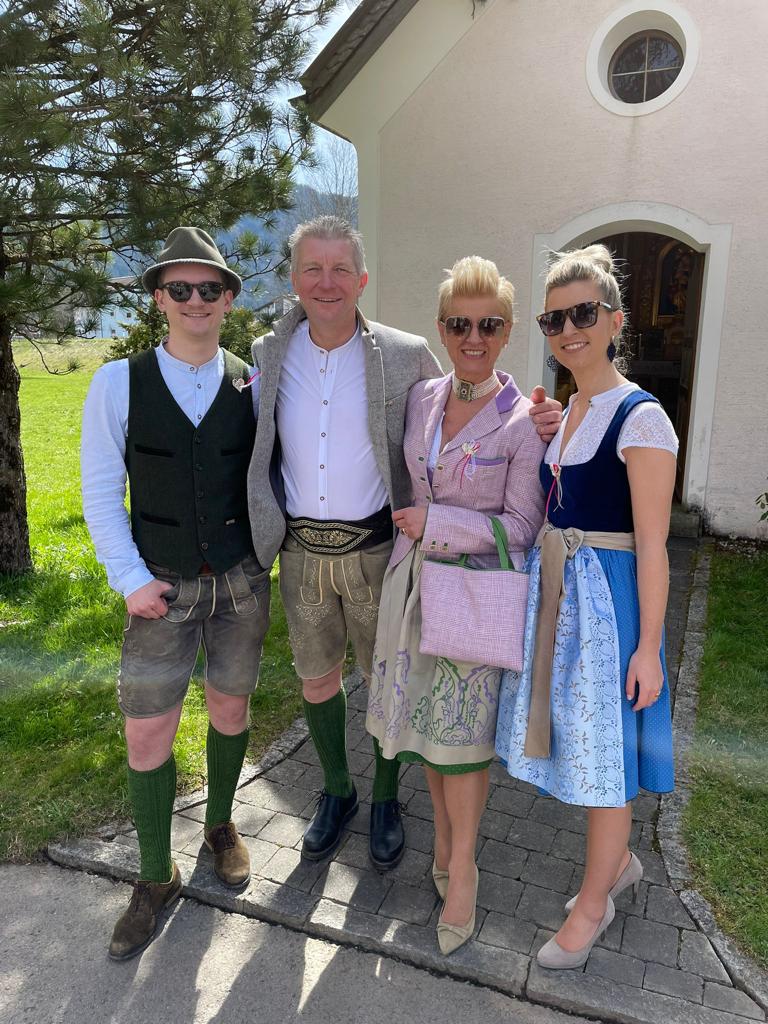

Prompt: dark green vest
[126,347,256,577]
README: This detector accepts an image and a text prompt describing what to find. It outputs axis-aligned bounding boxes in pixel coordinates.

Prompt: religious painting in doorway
[654,241,696,325]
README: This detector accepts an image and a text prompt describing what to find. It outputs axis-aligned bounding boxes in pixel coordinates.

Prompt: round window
[609,31,683,103]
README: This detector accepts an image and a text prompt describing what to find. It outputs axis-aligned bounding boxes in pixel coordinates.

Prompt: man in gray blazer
[247,216,440,869]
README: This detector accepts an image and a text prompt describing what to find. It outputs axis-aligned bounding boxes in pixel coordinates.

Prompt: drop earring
[546,354,559,372]
[607,338,617,362]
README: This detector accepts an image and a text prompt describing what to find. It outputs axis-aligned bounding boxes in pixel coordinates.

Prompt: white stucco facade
[315,0,768,537]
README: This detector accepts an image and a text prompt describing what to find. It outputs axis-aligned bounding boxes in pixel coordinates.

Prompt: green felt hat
[140,226,242,297]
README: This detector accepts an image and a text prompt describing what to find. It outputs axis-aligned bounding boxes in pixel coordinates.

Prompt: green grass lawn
[683,544,768,969]
[0,340,302,861]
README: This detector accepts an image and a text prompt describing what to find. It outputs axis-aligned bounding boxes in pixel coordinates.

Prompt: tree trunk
[0,319,32,574]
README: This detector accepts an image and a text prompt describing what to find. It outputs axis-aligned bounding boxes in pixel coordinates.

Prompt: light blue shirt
[81,343,259,598]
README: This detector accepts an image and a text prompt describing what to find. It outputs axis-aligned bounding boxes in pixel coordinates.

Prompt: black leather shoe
[369,799,405,870]
[301,787,359,861]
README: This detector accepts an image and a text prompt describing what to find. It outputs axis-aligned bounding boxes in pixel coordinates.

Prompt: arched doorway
[527,203,732,512]
[550,232,704,500]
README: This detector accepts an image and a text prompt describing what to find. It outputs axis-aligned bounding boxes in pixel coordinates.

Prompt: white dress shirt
[275,320,388,520]
[81,343,259,598]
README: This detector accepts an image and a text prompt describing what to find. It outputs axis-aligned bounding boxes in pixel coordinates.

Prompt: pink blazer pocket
[470,456,507,466]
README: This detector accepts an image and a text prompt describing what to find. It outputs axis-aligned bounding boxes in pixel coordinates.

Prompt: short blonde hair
[437,255,515,323]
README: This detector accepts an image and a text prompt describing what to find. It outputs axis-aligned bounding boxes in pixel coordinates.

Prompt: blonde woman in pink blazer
[366,256,547,954]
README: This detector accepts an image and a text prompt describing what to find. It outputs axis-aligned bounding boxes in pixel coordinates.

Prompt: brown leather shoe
[204,820,251,888]
[108,862,182,961]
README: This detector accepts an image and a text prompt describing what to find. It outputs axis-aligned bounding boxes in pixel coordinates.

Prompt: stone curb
[658,541,768,1012]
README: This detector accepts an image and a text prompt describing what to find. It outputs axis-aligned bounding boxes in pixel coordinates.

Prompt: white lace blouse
[545,382,679,467]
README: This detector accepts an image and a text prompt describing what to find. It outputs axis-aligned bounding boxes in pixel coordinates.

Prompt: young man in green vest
[82,228,269,960]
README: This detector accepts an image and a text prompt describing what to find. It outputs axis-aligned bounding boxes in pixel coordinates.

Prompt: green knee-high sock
[205,723,250,829]
[371,737,400,803]
[127,755,176,883]
[303,690,353,798]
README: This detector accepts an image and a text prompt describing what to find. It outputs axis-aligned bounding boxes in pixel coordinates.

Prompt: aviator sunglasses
[158,280,226,303]
[536,300,615,337]
[440,315,508,341]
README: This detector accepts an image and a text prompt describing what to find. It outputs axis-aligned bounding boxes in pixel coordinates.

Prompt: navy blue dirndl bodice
[540,390,660,533]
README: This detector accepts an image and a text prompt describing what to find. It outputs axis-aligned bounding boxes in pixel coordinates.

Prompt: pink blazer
[390,373,546,569]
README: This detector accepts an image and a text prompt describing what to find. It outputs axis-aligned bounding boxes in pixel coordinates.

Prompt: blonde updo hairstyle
[438,255,515,324]
[545,244,629,363]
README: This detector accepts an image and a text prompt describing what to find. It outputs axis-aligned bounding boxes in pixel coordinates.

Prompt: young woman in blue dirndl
[495,245,677,970]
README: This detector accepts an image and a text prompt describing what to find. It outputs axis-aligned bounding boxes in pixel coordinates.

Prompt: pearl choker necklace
[451,372,499,402]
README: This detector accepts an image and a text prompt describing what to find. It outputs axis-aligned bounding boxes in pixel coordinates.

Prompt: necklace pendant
[456,378,474,402]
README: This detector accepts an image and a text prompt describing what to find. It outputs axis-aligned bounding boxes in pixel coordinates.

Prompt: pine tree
[0,0,338,572]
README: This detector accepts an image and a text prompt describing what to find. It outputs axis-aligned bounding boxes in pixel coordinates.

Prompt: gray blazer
[247,303,443,567]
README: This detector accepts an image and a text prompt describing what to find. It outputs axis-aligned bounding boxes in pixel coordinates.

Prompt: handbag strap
[489,516,512,570]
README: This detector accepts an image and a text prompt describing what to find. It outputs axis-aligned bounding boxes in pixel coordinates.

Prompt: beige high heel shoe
[537,896,615,969]
[432,859,449,901]
[437,865,479,955]
[565,851,643,912]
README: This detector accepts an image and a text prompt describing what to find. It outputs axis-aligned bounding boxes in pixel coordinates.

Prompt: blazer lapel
[441,397,503,454]
[421,377,452,458]
[362,317,390,492]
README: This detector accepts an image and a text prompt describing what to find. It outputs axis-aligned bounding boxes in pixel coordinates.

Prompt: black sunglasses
[536,300,614,336]
[159,280,226,303]
[440,316,508,341]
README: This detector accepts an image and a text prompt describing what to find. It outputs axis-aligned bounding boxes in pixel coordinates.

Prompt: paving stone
[645,885,696,929]
[170,815,204,852]
[257,812,307,847]
[291,740,321,766]
[347,749,374,776]
[638,849,668,885]
[262,759,307,786]
[507,817,556,853]
[258,846,327,891]
[478,911,537,953]
[388,847,432,887]
[312,860,392,913]
[487,787,536,818]
[345,802,371,834]
[401,814,438,854]
[476,838,528,879]
[644,962,704,1002]
[476,869,523,913]
[379,882,437,926]
[403,790,435,820]
[231,802,274,837]
[334,832,371,871]
[236,779,308,815]
[622,916,680,967]
[295,764,325,791]
[477,808,515,841]
[596,911,626,953]
[175,803,208,823]
[232,835,280,874]
[399,764,430,791]
[242,876,318,925]
[679,932,732,983]
[488,760,517,787]
[586,947,646,988]
[614,879,647,917]
[633,794,660,823]
[516,883,571,931]
[550,828,587,864]
[529,797,587,834]
[703,983,766,1020]
[520,851,575,894]
[528,960,745,1024]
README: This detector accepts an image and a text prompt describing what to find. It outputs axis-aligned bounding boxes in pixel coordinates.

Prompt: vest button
[201,542,209,550]
[194,438,202,444]
[195,464,203,471]
[199,515,207,523]
[197,490,204,498]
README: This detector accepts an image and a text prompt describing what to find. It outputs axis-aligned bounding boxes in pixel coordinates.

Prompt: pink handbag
[419,517,529,671]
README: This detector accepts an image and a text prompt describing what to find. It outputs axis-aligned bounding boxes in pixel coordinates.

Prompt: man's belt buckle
[287,518,374,555]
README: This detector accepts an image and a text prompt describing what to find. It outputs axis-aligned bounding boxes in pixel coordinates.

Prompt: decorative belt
[525,523,636,759]
[286,505,393,555]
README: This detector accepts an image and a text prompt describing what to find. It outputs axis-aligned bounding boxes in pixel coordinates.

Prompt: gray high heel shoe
[537,896,615,969]
[432,859,449,901]
[565,851,643,913]
[437,865,478,955]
